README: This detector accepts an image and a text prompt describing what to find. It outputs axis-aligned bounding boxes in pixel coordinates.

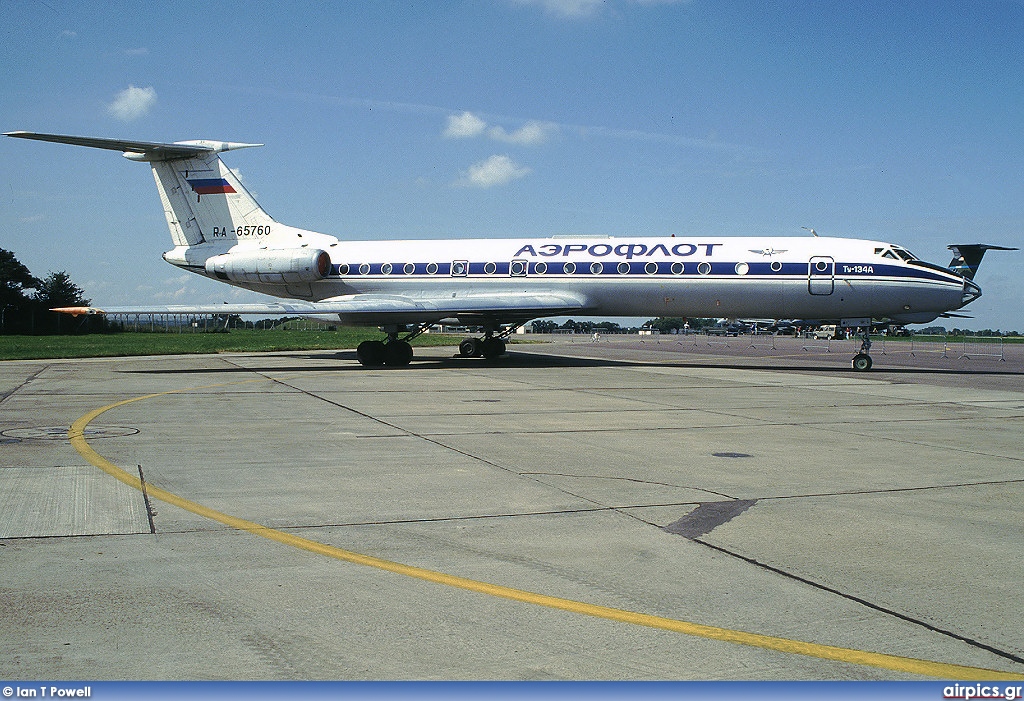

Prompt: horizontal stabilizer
[5,131,261,161]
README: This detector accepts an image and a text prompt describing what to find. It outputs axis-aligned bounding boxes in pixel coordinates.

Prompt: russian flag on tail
[187,178,236,195]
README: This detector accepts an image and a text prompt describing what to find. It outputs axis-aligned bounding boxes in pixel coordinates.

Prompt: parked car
[705,322,744,336]
[767,322,797,335]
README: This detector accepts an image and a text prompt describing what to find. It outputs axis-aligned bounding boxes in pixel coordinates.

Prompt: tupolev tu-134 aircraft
[5,130,1016,370]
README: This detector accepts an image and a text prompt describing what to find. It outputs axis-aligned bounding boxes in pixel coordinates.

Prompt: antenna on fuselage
[802,227,818,237]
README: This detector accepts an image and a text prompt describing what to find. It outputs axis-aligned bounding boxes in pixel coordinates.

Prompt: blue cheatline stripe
[329,260,957,284]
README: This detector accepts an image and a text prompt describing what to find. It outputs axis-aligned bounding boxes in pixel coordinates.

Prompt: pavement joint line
[237,365,536,483]
[0,363,49,405]
[800,424,1024,464]
[66,378,1024,681]
[240,366,630,516]
[694,539,1024,667]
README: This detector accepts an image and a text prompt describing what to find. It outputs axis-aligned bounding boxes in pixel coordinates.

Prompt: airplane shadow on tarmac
[119,349,1024,381]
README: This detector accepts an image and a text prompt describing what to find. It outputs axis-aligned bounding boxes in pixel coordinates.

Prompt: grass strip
[0,329,465,361]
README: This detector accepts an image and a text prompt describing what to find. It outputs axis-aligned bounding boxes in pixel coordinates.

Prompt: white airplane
[6,131,1015,370]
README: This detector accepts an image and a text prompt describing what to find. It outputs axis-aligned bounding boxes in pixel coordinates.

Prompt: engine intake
[205,248,331,284]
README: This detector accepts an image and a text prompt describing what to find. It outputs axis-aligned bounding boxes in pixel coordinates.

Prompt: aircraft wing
[53,291,587,326]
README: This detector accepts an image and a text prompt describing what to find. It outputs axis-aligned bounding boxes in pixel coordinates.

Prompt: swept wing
[53,291,586,326]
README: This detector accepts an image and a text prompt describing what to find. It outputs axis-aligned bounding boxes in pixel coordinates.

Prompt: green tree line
[1,248,95,335]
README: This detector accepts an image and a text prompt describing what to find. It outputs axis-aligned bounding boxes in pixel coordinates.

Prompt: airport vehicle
[5,131,1015,371]
[812,325,842,340]
[767,321,798,336]
[705,322,744,337]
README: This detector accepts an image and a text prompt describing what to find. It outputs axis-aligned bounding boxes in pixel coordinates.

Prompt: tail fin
[5,131,269,247]
[147,147,272,247]
[947,244,1018,280]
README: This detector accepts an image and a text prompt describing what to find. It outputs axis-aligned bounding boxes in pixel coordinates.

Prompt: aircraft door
[808,256,834,295]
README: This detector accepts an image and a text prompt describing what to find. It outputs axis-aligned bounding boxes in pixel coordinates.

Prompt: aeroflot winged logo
[513,242,721,259]
[186,178,236,195]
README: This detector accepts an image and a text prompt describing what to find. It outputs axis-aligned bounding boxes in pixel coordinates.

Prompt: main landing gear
[355,323,430,367]
[459,336,506,360]
[354,322,519,367]
[458,324,520,360]
[851,327,873,371]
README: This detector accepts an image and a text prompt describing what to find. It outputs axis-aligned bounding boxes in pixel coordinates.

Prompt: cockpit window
[877,246,918,261]
[891,246,917,261]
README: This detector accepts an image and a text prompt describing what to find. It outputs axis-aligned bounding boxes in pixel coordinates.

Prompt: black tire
[383,340,413,366]
[356,340,387,367]
[852,353,873,371]
[459,338,481,357]
[480,337,506,359]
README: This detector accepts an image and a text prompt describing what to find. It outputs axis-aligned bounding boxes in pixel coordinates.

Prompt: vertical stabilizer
[149,151,274,247]
[4,131,270,248]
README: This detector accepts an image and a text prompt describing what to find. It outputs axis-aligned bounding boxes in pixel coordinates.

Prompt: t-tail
[4,131,270,247]
[5,131,339,294]
[947,243,1018,281]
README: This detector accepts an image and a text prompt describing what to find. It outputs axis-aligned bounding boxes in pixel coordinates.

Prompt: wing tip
[51,306,104,317]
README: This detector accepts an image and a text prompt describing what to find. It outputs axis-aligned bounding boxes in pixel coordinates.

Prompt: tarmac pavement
[1,336,1022,680]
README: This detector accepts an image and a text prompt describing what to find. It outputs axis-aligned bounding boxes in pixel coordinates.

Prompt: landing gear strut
[355,323,430,367]
[851,327,873,371]
[458,323,520,360]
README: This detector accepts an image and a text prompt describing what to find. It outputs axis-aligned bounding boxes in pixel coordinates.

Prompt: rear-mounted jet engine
[204,249,331,284]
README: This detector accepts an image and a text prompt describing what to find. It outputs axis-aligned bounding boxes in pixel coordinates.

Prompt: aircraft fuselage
[175,234,972,327]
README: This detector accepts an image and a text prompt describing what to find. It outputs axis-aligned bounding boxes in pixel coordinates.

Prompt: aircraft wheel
[383,340,413,366]
[852,353,873,371]
[480,337,506,359]
[459,338,481,357]
[356,340,387,367]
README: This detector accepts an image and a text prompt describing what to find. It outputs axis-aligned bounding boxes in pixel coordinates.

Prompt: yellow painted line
[70,385,1024,681]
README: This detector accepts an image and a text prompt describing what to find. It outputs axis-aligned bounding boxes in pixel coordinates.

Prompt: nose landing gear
[851,328,873,371]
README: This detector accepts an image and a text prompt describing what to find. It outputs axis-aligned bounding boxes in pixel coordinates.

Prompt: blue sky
[2,0,1021,330]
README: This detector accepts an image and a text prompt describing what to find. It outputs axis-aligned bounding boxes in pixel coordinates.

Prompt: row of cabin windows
[334,260,787,277]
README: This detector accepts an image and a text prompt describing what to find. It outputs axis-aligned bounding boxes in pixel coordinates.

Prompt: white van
[813,325,841,339]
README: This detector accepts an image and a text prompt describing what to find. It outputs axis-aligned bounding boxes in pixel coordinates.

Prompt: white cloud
[513,0,605,18]
[444,111,487,138]
[457,155,531,188]
[512,0,691,18]
[444,112,556,145]
[229,168,258,198]
[488,120,556,145]
[107,85,157,121]
[153,274,192,302]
